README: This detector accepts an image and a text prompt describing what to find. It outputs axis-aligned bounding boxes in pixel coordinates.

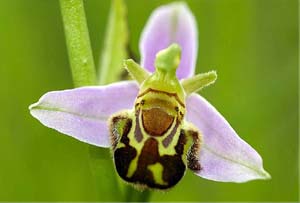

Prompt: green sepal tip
[155,43,181,75]
[124,59,150,84]
[181,71,217,95]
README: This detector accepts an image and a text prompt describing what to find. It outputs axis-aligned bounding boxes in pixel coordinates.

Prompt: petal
[29,81,139,147]
[140,2,198,79]
[186,94,271,182]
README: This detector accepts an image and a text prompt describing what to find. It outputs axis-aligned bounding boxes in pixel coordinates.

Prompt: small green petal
[124,59,150,84]
[181,71,217,95]
[155,43,181,74]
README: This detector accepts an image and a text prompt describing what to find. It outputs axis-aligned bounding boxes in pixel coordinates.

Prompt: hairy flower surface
[29,2,270,190]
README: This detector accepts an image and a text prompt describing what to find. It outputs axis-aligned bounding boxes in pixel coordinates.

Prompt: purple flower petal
[140,2,198,79]
[186,94,270,182]
[29,81,139,147]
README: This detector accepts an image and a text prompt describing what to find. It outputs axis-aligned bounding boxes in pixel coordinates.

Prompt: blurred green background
[0,0,298,201]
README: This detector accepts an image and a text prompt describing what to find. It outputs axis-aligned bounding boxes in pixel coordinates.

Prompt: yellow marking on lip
[126,154,139,178]
[138,88,185,107]
[144,98,175,110]
[147,162,168,186]
[117,142,125,148]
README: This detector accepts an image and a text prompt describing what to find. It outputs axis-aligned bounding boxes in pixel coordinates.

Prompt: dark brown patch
[137,88,185,107]
[160,155,185,187]
[124,137,186,189]
[134,110,143,142]
[120,119,132,145]
[112,117,137,180]
[162,120,180,147]
[175,130,187,154]
[142,108,174,136]
[129,138,158,188]
[114,146,137,178]
[159,131,187,186]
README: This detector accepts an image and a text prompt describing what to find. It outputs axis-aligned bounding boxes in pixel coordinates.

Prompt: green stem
[124,59,150,84]
[59,0,121,201]
[59,0,152,201]
[59,0,96,87]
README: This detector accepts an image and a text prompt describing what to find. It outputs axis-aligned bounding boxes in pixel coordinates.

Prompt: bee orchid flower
[29,2,270,190]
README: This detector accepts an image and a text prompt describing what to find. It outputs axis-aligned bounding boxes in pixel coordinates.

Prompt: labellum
[110,44,202,190]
